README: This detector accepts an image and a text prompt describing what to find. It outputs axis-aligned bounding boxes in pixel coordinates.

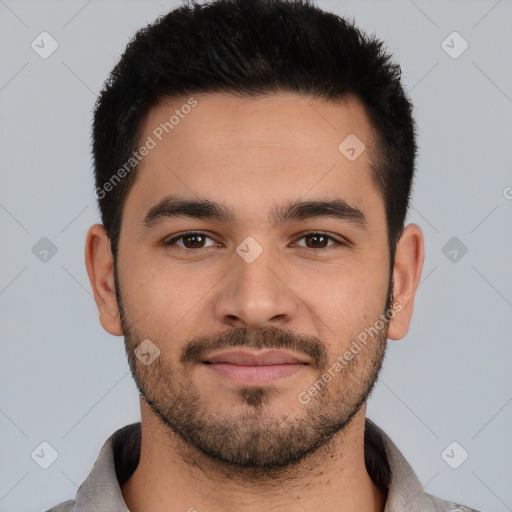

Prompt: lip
[203,349,309,384]
[204,348,310,366]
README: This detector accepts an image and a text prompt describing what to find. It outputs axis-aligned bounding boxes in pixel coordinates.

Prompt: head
[85,0,424,472]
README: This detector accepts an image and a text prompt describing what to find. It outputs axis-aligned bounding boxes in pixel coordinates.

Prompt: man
[47,0,480,510]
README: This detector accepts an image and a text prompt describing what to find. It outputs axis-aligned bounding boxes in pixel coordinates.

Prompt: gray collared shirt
[45,419,481,512]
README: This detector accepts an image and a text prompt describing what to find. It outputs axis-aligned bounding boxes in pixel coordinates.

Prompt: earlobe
[387,223,424,341]
[84,223,124,336]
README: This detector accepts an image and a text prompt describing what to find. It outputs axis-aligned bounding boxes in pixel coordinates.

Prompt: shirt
[45,418,481,512]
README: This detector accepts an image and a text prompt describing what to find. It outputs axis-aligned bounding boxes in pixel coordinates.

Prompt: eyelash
[162,231,345,253]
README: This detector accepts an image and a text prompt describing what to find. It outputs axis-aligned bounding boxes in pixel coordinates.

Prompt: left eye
[163,231,342,251]
[294,232,340,249]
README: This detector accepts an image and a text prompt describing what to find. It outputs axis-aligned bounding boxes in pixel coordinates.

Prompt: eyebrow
[141,194,367,230]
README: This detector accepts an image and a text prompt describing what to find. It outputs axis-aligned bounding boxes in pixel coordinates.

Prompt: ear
[387,223,424,340]
[84,223,123,336]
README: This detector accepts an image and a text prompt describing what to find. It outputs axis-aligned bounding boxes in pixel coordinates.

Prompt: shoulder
[426,492,482,512]
[44,500,75,511]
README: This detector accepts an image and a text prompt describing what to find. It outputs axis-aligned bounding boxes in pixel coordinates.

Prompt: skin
[85,92,424,512]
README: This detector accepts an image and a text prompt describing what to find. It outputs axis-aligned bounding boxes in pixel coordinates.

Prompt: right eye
[162,231,220,252]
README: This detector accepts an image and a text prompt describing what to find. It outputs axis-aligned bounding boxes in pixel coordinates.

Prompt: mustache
[180,326,328,369]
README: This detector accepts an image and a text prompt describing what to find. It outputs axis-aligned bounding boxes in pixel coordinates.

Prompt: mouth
[202,348,310,384]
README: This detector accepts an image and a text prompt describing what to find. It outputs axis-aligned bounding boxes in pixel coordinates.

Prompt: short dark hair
[92,0,416,266]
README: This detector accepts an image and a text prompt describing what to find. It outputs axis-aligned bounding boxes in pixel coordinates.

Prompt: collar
[69,419,456,511]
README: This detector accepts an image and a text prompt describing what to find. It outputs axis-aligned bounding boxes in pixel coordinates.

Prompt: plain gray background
[1,0,511,510]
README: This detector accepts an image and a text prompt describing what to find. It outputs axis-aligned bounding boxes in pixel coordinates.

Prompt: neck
[122,401,386,512]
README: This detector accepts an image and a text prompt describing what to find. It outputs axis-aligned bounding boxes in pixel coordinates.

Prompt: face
[114,92,393,469]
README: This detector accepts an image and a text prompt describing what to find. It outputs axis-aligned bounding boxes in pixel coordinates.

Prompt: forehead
[140,92,373,162]
[123,92,382,227]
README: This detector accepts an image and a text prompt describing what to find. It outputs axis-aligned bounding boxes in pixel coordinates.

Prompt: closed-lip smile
[202,348,309,384]
[204,348,310,366]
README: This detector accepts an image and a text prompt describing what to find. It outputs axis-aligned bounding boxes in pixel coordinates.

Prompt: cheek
[120,255,219,341]
[118,255,178,326]
[300,257,389,342]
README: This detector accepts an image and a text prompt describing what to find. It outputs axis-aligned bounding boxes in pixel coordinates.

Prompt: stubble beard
[122,323,387,474]
[115,260,390,473]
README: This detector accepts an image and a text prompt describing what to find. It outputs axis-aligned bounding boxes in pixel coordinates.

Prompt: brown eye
[181,233,207,248]
[295,232,341,250]
[164,232,217,250]
[304,233,330,248]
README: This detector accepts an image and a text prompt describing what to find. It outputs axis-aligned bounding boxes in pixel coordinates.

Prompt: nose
[213,240,298,330]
